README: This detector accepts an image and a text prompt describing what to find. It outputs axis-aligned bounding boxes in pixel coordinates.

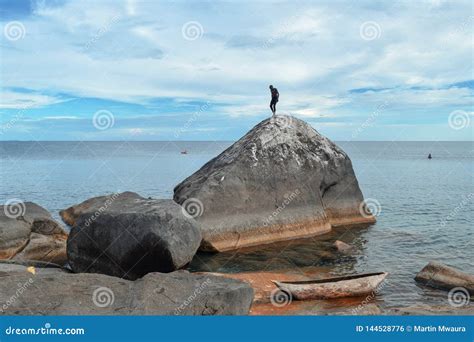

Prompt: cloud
[0,0,472,140]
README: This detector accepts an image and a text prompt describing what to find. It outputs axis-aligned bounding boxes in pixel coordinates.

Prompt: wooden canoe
[272,272,388,300]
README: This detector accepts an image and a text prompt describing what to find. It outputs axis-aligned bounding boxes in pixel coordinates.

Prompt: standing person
[269,85,279,116]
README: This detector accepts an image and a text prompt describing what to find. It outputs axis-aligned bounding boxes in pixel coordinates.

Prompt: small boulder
[415,261,474,294]
[174,115,375,252]
[0,202,67,264]
[333,240,354,254]
[0,271,253,315]
[66,192,202,280]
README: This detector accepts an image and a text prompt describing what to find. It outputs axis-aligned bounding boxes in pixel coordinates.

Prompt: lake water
[1,141,473,312]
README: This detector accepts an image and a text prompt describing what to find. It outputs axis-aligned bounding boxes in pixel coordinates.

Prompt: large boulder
[65,192,202,280]
[0,271,253,315]
[0,202,68,264]
[415,261,474,294]
[174,115,374,252]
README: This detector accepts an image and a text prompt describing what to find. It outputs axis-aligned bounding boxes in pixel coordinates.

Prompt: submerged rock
[0,202,68,264]
[0,271,253,315]
[334,240,354,254]
[66,192,202,280]
[174,115,375,252]
[415,261,474,293]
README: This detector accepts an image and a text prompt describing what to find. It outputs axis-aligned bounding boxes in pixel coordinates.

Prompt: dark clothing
[270,87,279,115]
[271,88,279,100]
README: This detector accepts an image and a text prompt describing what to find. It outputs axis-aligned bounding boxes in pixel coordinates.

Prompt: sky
[0,0,473,141]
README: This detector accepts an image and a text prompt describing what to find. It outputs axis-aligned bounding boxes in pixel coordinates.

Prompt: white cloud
[1,0,472,125]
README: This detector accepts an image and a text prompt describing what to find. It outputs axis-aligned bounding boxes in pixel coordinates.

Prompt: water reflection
[189,224,373,275]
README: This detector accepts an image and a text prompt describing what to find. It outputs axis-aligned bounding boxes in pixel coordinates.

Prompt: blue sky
[0,0,472,141]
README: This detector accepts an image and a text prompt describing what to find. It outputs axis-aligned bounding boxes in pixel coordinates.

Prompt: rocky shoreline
[1,116,471,315]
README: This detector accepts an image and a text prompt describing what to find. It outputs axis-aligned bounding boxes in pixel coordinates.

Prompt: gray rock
[334,240,354,254]
[0,271,253,315]
[174,115,374,252]
[0,202,67,264]
[0,261,69,277]
[389,304,474,315]
[299,303,382,316]
[60,191,141,227]
[66,192,202,280]
[415,261,474,293]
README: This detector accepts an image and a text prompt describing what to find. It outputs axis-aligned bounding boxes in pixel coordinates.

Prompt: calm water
[1,141,473,312]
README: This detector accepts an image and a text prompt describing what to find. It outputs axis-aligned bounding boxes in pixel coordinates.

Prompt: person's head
[269,85,273,89]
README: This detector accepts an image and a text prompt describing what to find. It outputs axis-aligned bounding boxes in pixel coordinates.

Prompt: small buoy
[428,153,432,159]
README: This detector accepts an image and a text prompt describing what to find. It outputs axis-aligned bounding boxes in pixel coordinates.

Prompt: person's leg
[270,101,275,115]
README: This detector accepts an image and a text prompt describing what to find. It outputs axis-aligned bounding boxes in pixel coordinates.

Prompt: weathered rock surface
[334,240,354,254]
[66,192,202,280]
[415,261,474,293]
[0,261,69,276]
[0,271,253,315]
[60,191,141,227]
[0,202,68,264]
[174,115,374,252]
[389,304,474,315]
